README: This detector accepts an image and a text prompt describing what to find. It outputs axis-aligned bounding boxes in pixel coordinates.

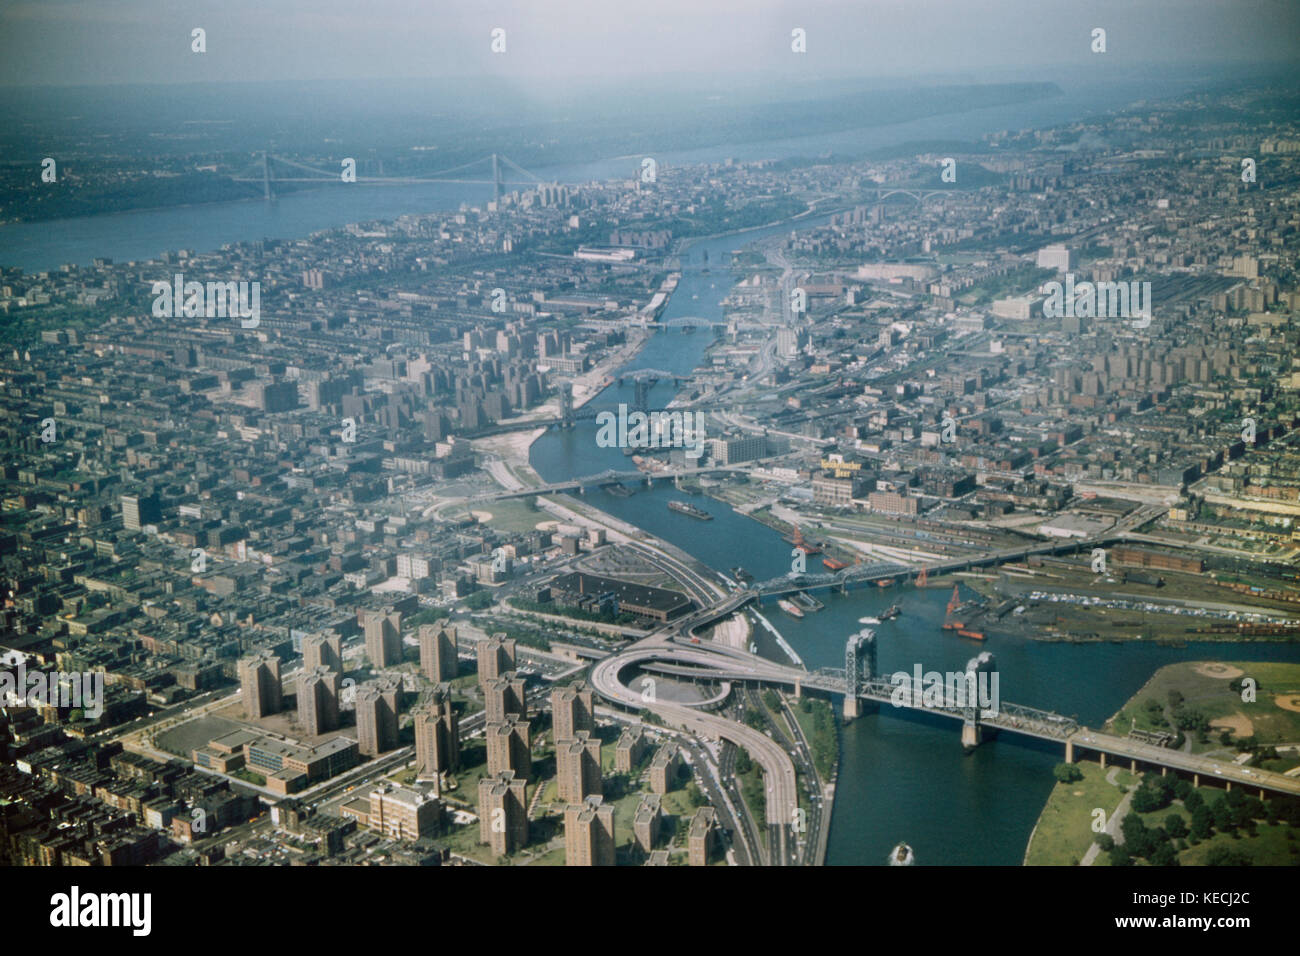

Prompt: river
[527,222,1300,866]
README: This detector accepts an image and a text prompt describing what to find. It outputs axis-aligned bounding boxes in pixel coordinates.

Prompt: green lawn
[474,499,551,534]
[1024,762,1136,865]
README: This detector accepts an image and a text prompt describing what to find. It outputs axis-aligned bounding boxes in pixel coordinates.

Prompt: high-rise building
[476,634,516,686]
[688,806,717,866]
[121,492,162,532]
[413,686,459,777]
[555,731,602,804]
[297,666,341,736]
[237,649,282,719]
[649,743,680,794]
[364,608,403,669]
[1036,243,1075,273]
[418,623,458,682]
[564,795,615,866]
[367,783,441,841]
[708,434,767,465]
[483,672,527,723]
[551,681,594,741]
[356,677,402,756]
[302,632,342,673]
[485,715,531,781]
[614,724,648,773]
[633,793,661,855]
[478,771,528,857]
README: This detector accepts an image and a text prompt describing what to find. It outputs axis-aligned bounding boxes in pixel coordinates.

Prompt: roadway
[589,646,799,838]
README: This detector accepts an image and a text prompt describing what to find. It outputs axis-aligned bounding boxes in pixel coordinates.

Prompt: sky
[0,0,1298,89]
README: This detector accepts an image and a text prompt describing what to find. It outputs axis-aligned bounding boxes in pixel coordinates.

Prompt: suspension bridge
[231,151,548,201]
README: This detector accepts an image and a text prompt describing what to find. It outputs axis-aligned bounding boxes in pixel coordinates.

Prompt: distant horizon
[2,0,1297,88]
[0,57,1297,94]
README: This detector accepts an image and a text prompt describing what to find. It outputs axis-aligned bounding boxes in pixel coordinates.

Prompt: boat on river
[777,599,805,619]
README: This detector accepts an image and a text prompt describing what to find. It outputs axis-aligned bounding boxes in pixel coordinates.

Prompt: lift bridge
[232,151,548,201]
[801,628,1078,745]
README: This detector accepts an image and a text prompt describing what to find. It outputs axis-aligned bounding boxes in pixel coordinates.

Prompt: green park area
[1106,661,1300,763]
[1027,660,1300,866]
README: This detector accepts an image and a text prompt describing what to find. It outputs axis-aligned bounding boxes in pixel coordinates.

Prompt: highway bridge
[589,629,1300,799]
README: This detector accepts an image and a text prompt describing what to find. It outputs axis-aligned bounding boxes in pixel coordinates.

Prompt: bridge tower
[261,151,272,201]
[633,376,651,413]
[491,153,503,203]
[842,628,876,721]
[961,651,997,749]
[559,382,574,429]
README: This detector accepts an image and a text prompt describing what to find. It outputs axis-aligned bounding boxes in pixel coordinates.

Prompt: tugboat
[730,566,754,584]
[880,604,901,621]
[889,842,915,866]
[668,500,712,520]
[822,556,848,571]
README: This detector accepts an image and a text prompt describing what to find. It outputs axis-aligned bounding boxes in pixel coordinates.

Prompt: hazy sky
[1,0,1297,88]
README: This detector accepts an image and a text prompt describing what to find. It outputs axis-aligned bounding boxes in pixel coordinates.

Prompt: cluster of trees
[1097,773,1300,866]
[799,697,838,781]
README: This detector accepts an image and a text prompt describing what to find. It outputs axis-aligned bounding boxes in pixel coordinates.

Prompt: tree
[1173,779,1192,801]
[1211,799,1236,833]
[1053,763,1083,784]
[1190,804,1214,841]
[1150,842,1180,867]
[1132,786,1161,814]
[1108,845,1133,867]
[1165,814,1188,839]
[1183,789,1205,813]
[1095,833,1115,852]
[1122,815,1152,858]
[1204,846,1250,867]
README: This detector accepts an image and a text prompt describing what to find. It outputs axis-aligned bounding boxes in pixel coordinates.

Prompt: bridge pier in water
[961,652,997,751]
[842,628,876,722]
